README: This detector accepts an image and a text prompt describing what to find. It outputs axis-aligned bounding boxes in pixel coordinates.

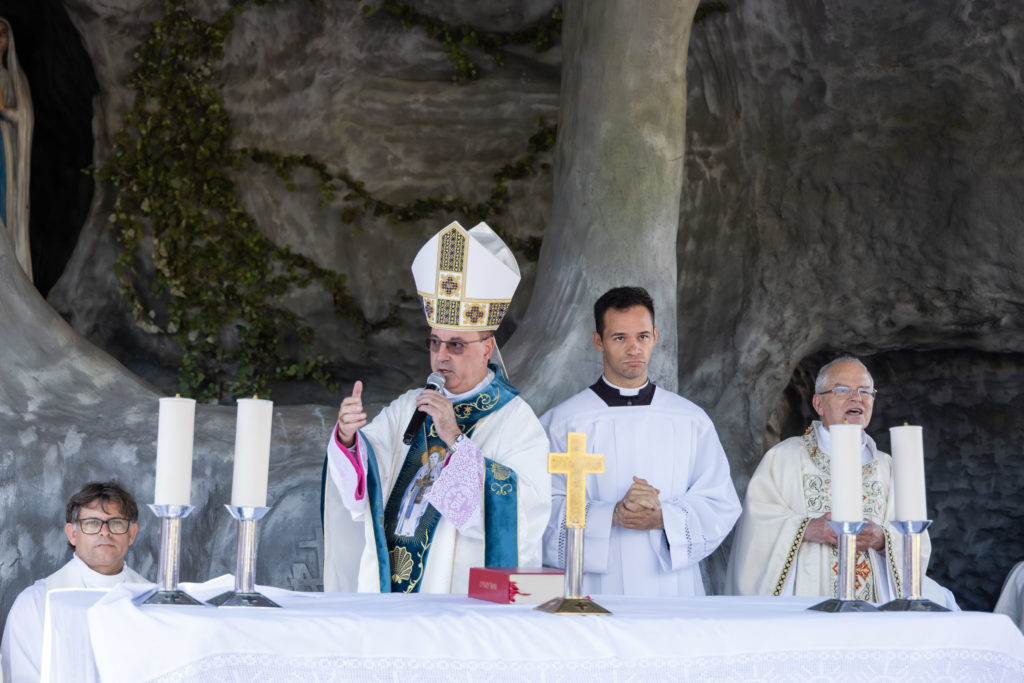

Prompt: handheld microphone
[402,371,447,445]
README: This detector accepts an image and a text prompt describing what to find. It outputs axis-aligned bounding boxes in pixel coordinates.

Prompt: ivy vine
[357,1,563,83]
[96,0,557,402]
[242,114,554,261]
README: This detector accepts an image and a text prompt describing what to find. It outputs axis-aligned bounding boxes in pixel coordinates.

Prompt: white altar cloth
[43,577,1024,682]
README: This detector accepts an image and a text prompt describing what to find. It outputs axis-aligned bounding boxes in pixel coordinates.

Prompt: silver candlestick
[535,527,610,614]
[809,520,879,612]
[207,505,281,608]
[134,504,203,606]
[879,520,949,611]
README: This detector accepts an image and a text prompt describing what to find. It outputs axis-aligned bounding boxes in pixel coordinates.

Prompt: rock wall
[0,0,1020,621]
[48,0,559,406]
[679,1,1024,605]
[0,218,364,622]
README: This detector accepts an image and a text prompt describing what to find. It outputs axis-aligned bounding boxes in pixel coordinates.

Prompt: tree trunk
[504,0,699,411]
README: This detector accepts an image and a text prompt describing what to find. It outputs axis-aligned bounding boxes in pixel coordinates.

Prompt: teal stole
[362,368,521,592]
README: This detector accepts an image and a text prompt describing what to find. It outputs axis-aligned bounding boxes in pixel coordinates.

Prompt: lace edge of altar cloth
[151,647,1024,683]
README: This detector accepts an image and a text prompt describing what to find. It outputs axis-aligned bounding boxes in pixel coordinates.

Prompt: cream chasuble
[726,422,918,601]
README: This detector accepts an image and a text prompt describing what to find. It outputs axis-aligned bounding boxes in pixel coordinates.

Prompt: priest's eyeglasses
[817,386,877,400]
[424,337,490,355]
[76,517,132,534]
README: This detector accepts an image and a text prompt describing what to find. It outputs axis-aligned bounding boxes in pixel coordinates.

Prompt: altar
[42,578,1024,682]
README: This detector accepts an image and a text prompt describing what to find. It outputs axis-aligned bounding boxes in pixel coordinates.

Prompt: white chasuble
[540,381,741,596]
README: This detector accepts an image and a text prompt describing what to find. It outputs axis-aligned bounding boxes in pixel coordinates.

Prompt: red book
[468,567,564,605]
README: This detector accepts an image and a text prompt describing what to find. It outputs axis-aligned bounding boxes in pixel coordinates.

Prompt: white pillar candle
[154,397,197,505]
[890,424,927,520]
[829,424,863,522]
[231,397,274,507]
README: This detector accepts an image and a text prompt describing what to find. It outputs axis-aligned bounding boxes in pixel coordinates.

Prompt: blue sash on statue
[360,366,520,592]
[0,127,7,225]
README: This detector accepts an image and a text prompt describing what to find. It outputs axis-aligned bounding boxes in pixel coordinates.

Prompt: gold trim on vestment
[773,517,811,596]
[884,525,901,597]
[801,424,885,601]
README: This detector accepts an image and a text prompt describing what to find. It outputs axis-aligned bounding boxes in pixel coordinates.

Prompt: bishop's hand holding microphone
[402,372,447,444]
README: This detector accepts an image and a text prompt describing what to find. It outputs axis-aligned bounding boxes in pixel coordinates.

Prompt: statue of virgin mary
[0,17,34,282]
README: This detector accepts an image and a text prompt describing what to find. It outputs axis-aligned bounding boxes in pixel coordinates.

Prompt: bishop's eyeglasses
[816,386,877,400]
[76,517,132,534]
[424,337,490,355]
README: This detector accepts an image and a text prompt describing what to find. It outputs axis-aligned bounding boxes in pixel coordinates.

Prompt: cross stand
[879,520,949,612]
[207,505,281,608]
[808,520,879,613]
[536,432,611,615]
[134,504,203,606]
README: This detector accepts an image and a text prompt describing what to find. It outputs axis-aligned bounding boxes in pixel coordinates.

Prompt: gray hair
[814,356,873,394]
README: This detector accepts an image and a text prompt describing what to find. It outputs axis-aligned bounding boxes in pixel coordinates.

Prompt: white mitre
[411,221,521,331]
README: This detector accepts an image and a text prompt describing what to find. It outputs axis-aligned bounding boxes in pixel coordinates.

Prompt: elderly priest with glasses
[1,481,146,682]
[725,356,956,608]
[322,221,550,594]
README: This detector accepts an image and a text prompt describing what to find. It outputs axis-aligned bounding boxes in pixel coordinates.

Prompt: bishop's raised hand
[336,380,367,448]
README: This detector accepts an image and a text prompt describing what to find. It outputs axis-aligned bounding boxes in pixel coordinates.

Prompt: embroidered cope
[725,421,954,608]
[323,368,550,593]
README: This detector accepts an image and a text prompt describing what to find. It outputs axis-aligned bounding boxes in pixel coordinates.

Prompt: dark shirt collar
[589,377,656,407]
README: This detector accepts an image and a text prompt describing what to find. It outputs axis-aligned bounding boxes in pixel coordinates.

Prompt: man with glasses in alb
[1,481,147,681]
[322,221,550,594]
[725,356,956,608]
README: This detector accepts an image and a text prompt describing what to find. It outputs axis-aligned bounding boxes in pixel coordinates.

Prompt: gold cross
[440,274,460,296]
[463,304,485,323]
[549,432,605,529]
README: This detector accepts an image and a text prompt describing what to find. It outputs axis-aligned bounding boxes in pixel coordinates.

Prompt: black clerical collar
[589,378,656,407]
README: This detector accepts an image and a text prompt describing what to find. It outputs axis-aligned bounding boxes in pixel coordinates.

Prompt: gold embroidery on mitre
[439,272,462,299]
[420,296,436,324]
[416,222,514,331]
[436,298,461,327]
[486,302,509,328]
[461,302,487,326]
[437,226,466,273]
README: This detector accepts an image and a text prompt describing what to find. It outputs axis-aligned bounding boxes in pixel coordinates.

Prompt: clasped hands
[612,476,664,530]
[803,512,885,552]
[336,380,460,448]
